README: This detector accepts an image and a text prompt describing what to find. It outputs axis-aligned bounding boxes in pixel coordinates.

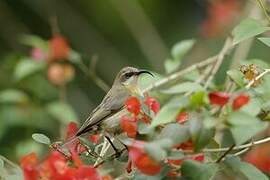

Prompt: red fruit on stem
[49,35,70,61]
[126,159,132,173]
[208,91,230,106]
[193,154,204,162]
[168,159,183,166]
[128,141,161,175]
[125,96,141,115]
[244,144,270,174]
[120,116,138,138]
[47,63,66,85]
[176,139,193,150]
[20,152,39,180]
[65,122,78,139]
[144,96,160,114]
[176,112,189,124]
[70,150,83,167]
[233,94,250,111]
[74,165,101,180]
[89,134,100,144]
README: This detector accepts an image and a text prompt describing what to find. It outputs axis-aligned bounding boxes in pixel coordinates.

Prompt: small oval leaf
[32,133,51,145]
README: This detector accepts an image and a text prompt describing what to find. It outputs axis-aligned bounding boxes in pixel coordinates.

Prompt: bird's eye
[124,72,133,79]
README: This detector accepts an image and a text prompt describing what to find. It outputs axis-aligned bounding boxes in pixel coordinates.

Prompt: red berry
[233,94,250,111]
[120,116,138,138]
[128,141,161,176]
[49,35,70,61]
[89,134,100,144]
[125,96,141,115]
[193,154,204,162]
[144,96,160,114]
[208,91,230,106]
[176,112,189,124]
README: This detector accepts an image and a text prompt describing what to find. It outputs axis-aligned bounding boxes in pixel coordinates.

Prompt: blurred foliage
[1,0,270,179]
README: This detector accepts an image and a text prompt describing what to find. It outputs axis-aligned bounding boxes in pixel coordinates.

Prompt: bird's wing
[76,90,128,136]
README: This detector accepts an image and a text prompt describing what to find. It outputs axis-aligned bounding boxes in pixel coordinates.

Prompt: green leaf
[158,123,190,146]
[164,39,195,73]
[181,160,218,180]
[258,37,270,47]
[14,58,46,81]
[182,69,200,81]
[227,69,245,87]
[150,96,189,127]
[160,82,203,94]
[190,91,207,108]
[241,97,262,116]
[232,18,270,45]
[32,133,51,145]
[188,114,215,151]
[164,58,181,74]
[144,140,168,162]
[0,89,29,104]
[223,156,268,180]
[46,101,78,124]
[167,151,184,160]
[228,112,267,145]
[171,39,195,60]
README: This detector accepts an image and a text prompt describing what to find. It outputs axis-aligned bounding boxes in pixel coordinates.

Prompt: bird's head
[114,67,153,94]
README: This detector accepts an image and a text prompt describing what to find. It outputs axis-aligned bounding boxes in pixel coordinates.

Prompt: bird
[64,67,153,146]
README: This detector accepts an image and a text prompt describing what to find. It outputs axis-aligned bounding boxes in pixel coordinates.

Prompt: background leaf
[14,58,45,81]
[228,112,268,145]
[46,101,78,124]
[181,160,218,180]
[0,89,29,104]
[222,156,268,180]
[232,18,270,45]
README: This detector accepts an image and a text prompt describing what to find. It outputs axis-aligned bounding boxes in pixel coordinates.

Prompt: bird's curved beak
[136,70,154,77]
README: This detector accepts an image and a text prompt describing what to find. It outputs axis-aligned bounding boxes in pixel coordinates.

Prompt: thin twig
[216,144,235,163]
[94,136,113,166]
[233,147,250,156]
[204,37,233,88]
[77,59,110,92]
[183,136,270,153]
[255,0,270,24]
[245,68,270,89]
[144,55,218,92]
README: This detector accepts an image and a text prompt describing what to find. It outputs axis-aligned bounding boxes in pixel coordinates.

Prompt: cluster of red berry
[31,34,75,86]
[20,122,110,180]
[209,92,250,110]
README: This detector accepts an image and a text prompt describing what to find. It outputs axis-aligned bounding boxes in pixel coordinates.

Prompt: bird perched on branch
[64,67,153,145]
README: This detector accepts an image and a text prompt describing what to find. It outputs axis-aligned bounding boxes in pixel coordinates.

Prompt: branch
[183,136,270,153]
[204,37,233,88]
[76,57,110,92]
[215,144,235,163]
[144,55,218,92]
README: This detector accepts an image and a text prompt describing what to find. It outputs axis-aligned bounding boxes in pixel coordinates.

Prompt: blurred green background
[0,0,269,161]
